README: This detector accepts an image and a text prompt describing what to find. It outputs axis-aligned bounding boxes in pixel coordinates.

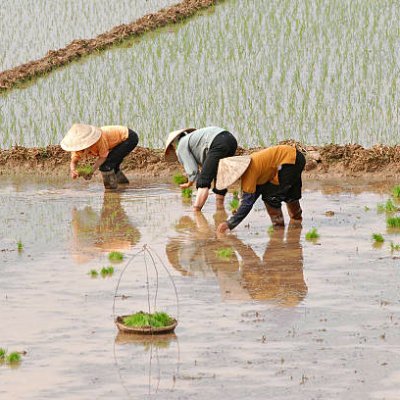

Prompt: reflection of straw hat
[164,128,196,162]
[61,123,102,151]
[216,156,251,190]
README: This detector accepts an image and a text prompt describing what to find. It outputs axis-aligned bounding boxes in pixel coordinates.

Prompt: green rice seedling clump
[17,240,23,252]
[0,348,7,359]
[216,247,234,260]
[108,251,123,262]
[100,266,114,277]
[390,242,400,251]
[229,191,240,213]
[372,233,384,243]
[88,269,98,278]
[173,173,187,185]
[76,165,94,177]
[386,216,400,228]
[181,188,193,199]
[305,228,320,240]
[6,352,21,364]
[377,199,397,213]
[123,311,174,328]
[392,185,400,198]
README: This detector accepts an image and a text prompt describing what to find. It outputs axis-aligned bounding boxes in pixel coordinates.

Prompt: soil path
[1,143,400,180]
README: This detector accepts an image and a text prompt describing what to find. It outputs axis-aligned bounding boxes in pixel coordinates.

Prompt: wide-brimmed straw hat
[60,123,102,151]
[164,128,196,162]
[216,156,251,190]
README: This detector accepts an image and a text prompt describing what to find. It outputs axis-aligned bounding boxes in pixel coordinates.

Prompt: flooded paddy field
[1,0,400,148]
[1,176,399,399]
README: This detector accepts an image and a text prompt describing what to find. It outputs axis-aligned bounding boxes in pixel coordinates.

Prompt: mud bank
[0,0,221,92]
[1,143,400,180]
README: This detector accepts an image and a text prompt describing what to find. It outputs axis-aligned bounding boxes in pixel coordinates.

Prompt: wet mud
[1,176,400,399]
[0,0,221,92]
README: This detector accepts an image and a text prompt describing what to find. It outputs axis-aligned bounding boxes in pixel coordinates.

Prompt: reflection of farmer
[61,124,139,189]
[71,192,140,263]
[164,127,237,211]
[166,212,307,305]
[216,145,306,233]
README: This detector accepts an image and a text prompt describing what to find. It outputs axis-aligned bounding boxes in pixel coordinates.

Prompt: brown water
[1,177,400,399]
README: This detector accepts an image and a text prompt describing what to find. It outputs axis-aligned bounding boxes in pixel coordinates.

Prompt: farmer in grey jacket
[165,126,237,211]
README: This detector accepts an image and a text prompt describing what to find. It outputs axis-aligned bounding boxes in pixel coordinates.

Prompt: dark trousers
[196,131,238,196]
[99,129,139,172]
[258,150,306,208]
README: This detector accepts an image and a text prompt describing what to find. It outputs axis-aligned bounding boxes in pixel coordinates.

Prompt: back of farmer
[164,126,237,211]
[61,124,139,189]
[216,144,306,233]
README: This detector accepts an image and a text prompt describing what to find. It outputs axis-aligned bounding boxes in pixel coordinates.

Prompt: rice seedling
[172,173,187,185]
[386,216,400,229]
[181,188,193,199]
[123,311,174,328]
[390,242,400,252]
[100,266,114,277]
[88,269,98,278]
[305,228,320,241]
[108,251,124,262]
[76,165,94,178]
[377,199,398,213]
[229,191,240,213]
[215,247,234,260]
[372,233,384,243]
[17,240,23,252]
[6,352,21,364]
[0,348,7,360]
[391,185,400,198]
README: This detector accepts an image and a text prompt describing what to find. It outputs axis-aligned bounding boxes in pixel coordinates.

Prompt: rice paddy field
[1,1,400,399]
[1,0,400,148]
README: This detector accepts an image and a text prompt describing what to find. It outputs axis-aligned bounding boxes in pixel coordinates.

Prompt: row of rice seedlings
[0,348,22,365]
[88,266,114,278]
[2,0,399,148]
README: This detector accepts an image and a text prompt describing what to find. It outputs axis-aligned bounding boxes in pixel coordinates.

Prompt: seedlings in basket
[372,233,384,243]
[88,269,99,278]
[229,191,240,213]
[6,352,21,364]
[172,173,187,185]
[216,247,234,260]
[377,199,398,213]
[100,266,114,277]
[123,311,174,328]
[76,165,94,178]
[386,216,400,229]
[108,251,124,262]
[181,188,193,199]
[305,228,320,241]
[391,185,400,198]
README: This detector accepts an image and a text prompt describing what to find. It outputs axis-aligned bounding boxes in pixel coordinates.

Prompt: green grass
[372,233,384,243]
[391,185,400,198]
[181,188,193,199]
[305,228,320,240]
[100,266,114,277]
[386,216,400,229]
[88,269,98,278]
[172,173,187,185]
[123,311,174,328]
[6,352,21,364]
[76,165,94,177]
[108,251,123,262]
[377,199,398,213]
[215,247,234,260]
[17,240,23,252]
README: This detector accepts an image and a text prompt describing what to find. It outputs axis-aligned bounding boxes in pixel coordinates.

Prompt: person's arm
[217,192,258,233]
[70,159,79,179]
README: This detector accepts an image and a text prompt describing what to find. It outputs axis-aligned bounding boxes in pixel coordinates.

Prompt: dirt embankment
[0,0,220,92]
[1,143,400,180]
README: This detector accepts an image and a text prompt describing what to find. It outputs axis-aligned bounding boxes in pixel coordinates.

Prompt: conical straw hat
[164,128,196,162]
[60,124,102,151]
[216,156,251,190]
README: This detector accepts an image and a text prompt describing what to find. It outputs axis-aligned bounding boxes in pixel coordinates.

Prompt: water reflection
[70,192,140,263]
[167,212,307,306]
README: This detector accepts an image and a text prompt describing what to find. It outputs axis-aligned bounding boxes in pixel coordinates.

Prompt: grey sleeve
[177,146,199,182]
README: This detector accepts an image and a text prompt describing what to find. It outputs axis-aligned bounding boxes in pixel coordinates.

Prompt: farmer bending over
[61,124,138,189]
[216,145,306,233]
[164,126,237,211]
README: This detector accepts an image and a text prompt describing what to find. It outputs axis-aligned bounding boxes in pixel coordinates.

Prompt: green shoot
[215,247,234,260]
[100,266,114,277]
[6,352,21,364]
[377,199,398,213]
[390,242,400,252]
[386,216,400,229]
[76,165,94,177]
[391,185,400,198]
[372,233,384,243]
[173,173,187,185]
[108,251,123,262]
[17,240,23,252]
[0,348,7,359]
[181,188,193,199]
[305,228,320,240]
[88,269,98,278]
[229,191,240,213]
[123,311,174,328]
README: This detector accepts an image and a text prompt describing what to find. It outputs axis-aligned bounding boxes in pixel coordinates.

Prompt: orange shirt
[71,126,129,162]
[241,145,297,193]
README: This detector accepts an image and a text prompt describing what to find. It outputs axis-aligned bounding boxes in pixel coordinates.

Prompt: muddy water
[1,177,399,399]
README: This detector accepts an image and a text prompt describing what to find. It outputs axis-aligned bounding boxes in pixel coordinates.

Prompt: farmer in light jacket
[61,123,138,189]
[164,126,237,211]
[216,145,306,233]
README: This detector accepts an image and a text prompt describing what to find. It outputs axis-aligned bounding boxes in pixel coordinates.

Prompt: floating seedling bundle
[113,244,179,335]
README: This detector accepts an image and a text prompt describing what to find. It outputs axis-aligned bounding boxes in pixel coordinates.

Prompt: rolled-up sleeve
[227,192,259,230]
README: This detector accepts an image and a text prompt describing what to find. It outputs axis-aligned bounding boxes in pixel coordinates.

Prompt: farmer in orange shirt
[61,124,138,189]
[216,145,306,233]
